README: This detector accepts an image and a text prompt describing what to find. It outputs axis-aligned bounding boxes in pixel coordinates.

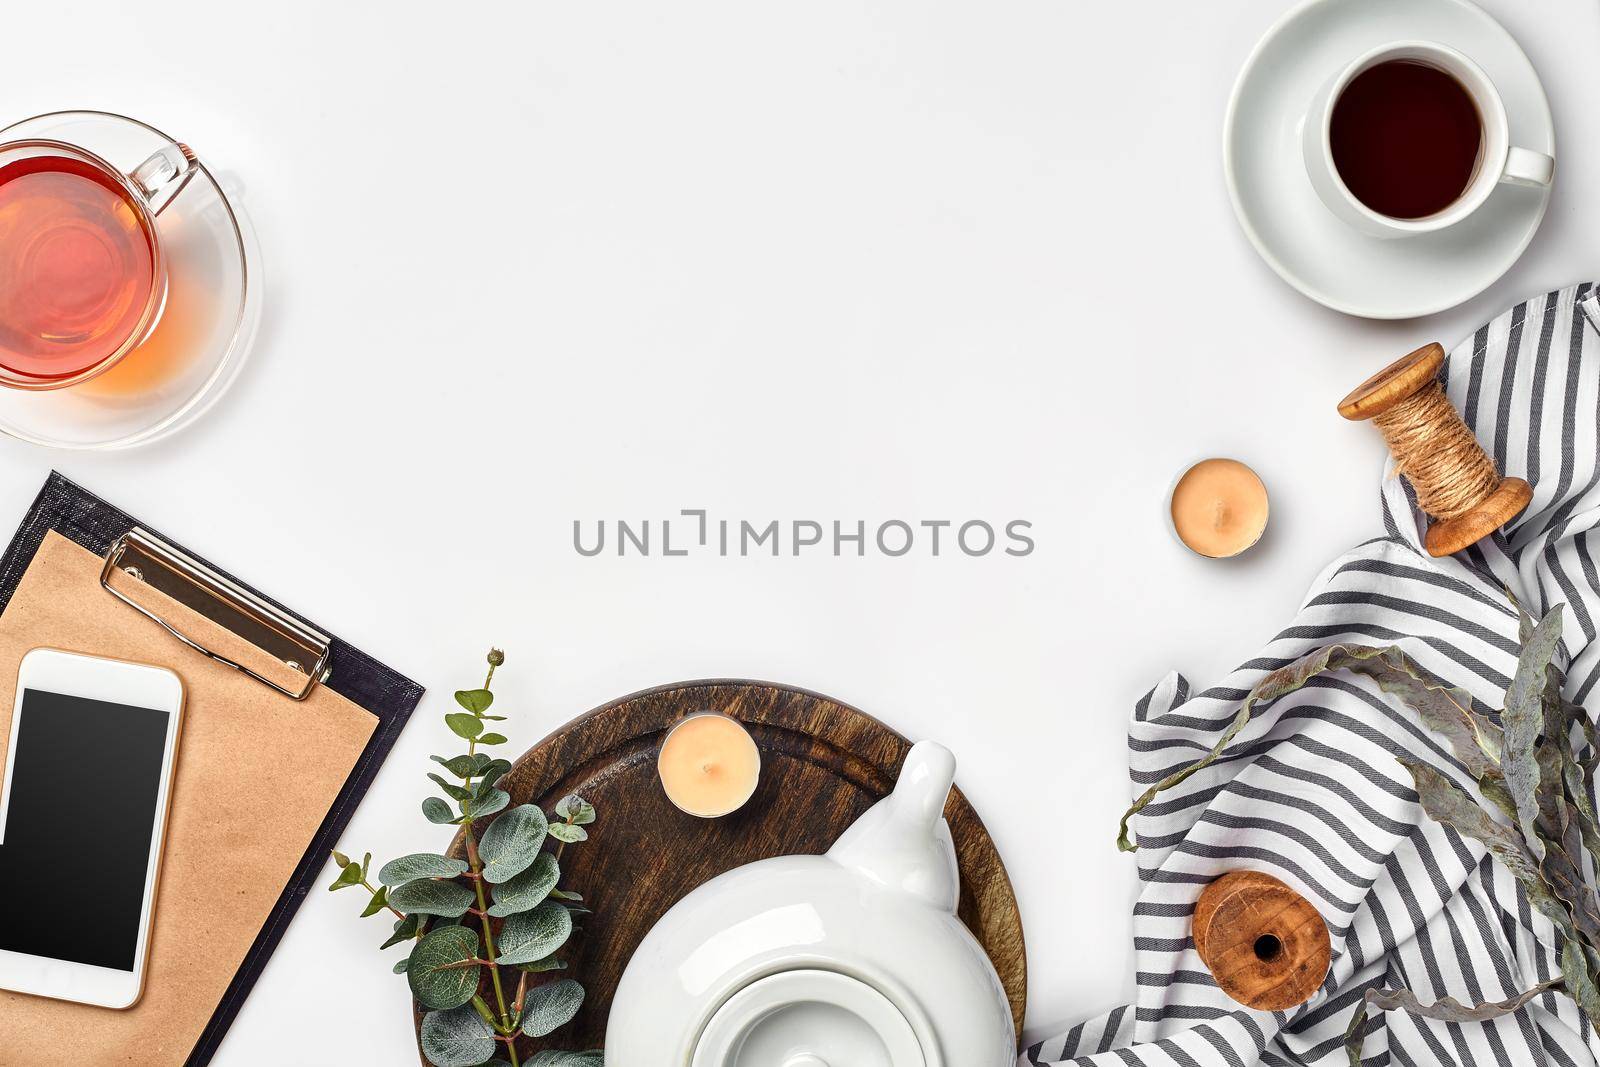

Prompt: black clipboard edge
[0,471,423,1067]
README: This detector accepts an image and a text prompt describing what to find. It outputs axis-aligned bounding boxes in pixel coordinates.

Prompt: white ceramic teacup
[1302,41,1553,239]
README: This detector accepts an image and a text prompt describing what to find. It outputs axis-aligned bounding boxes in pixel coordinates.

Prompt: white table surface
[4,1,1598,1061]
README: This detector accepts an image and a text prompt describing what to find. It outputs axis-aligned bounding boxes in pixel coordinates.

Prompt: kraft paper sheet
[0,532,377,1065]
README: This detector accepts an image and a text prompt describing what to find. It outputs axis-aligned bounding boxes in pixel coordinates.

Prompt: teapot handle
[893,741,956,825]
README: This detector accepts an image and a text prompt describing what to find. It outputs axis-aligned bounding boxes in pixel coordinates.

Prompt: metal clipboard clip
[99,528,332,701]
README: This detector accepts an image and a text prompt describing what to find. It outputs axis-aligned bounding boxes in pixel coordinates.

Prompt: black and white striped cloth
[1026,284,1600,1067]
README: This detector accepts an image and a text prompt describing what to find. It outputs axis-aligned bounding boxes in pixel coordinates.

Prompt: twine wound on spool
[1339,343,1532,557]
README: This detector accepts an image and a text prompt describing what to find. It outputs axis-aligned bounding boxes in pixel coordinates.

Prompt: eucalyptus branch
[327,648,601,1067]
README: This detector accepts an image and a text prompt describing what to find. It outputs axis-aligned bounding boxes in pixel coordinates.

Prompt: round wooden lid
[1193,870,1330,1011]
[1338,342,1446,421]
[1424,477,1534,557]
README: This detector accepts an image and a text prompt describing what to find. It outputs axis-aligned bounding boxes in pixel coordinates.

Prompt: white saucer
[0,111,261,449]
[1224,0,1553,320]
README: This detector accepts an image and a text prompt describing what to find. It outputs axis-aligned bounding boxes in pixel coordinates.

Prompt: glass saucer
[0,110,261,449]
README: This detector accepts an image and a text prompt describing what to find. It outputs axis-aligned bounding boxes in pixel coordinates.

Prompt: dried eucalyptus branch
[328,649,603,1067]
[1115,601,1600,1064]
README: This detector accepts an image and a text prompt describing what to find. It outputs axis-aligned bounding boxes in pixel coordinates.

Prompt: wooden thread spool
[1193,871,1330,1011]
[1339,342,1532,557]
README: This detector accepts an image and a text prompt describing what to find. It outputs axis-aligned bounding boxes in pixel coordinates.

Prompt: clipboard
[0,471,422,1066]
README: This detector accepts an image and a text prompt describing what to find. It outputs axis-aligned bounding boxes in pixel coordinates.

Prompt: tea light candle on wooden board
[1169,458,1269,558]
[657,712,761,818]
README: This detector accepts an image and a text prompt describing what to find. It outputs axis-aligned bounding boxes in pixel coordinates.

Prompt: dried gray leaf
[1346,978,1562,1063]
[1400,761,1573,937]
[1347,652,1501,777]
[1504,607,1563,860]
[1562,939,1600,1024]
[1118,645,1399,852]
[1539,816,1600,942]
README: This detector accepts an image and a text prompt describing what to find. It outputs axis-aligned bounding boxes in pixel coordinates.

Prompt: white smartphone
[0,647,184,1009]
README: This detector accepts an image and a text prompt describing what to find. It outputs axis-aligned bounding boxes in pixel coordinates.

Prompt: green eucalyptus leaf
[445,713,484,740]
[419,1004,496,1067]
[489,852,560,917]
[547,822,588,844]
[361,885,389,917]
[407,925,482,1010]
[362,852,371,879]
[1117,644,1401,851]
[549,888,583,902]
[428,773,474,802]
[392,954,411,974]
[389,878,475,918]
[478,758,512,784]
[378,853,468,887]
[527,1052,603,1067]
[555,794,596,825]
[331,849,351,867]
[496,901,572,965]
[422,796,459,824]
[380,912,419,949]
[519,978,585,1037]
[1503,607,1563,859]
[461,788,509,822]
[455,689,494,714]
[328,859,363,891]
[479,805,550,883]
[430,754,480,778]
[477,732,508,746]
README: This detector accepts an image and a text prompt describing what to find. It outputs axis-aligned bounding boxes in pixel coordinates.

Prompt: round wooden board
[413,679,1027,1058]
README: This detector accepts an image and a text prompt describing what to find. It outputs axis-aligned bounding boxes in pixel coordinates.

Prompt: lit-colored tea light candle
[657,712,761,818]
[1169,458,1269,558]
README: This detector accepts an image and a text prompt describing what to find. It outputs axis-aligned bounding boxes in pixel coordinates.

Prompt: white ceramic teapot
[605,741,1016,1067]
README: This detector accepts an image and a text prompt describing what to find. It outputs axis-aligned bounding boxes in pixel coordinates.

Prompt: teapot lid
[690,970,927,1067]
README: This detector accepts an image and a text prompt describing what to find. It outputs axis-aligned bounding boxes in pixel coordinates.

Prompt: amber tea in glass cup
[0,139,196,390]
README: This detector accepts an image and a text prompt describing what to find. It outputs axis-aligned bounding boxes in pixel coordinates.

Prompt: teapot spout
[827,740,961,912]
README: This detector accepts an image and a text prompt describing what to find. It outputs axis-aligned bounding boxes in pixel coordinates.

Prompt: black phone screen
[0,688,170,971]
